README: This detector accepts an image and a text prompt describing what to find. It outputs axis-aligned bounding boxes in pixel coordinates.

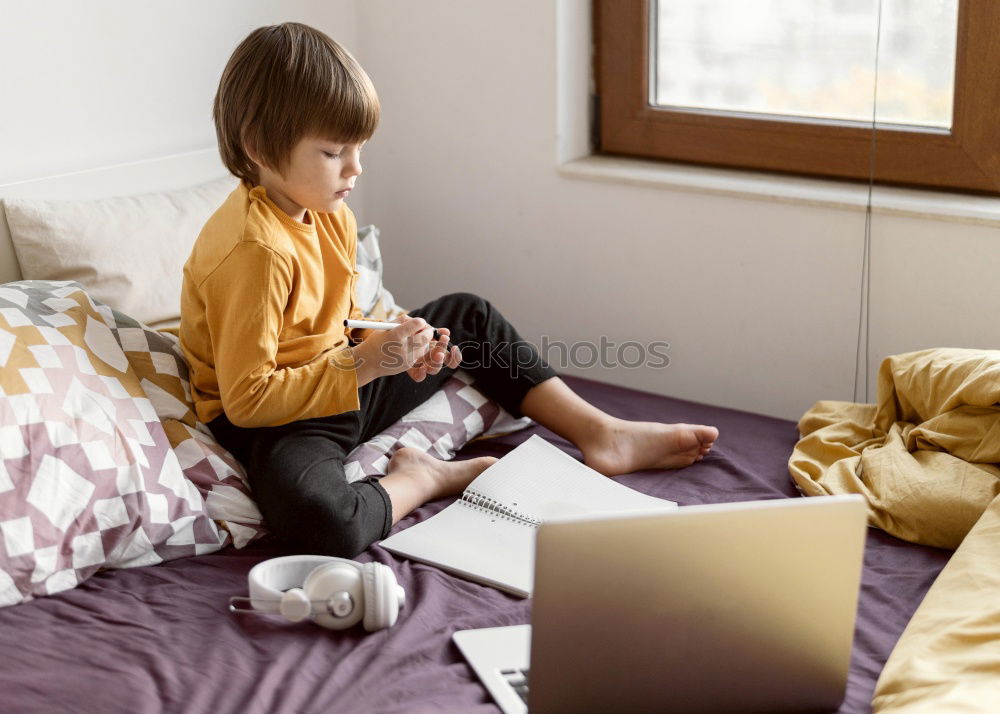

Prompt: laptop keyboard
[500,667,530,704]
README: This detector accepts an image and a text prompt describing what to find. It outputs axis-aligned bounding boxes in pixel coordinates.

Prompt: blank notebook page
[467,435,675,520]
[379,435,675,597]
[381,502,536,595]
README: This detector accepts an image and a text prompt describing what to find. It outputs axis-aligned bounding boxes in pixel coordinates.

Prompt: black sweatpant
[206,292,557,558]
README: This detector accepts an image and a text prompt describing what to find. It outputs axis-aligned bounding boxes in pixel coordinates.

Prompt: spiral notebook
[378,435,676,597]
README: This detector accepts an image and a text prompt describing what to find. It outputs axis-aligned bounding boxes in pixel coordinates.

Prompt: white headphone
[228,555,406,632]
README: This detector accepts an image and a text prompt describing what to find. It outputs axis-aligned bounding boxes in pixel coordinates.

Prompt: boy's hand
[406,328,462,382]
[349,316,459,386]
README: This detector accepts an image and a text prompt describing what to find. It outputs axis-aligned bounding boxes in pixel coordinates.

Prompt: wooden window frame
[595,0,1000,195]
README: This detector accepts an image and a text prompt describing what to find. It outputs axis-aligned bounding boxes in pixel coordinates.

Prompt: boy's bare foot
[580,417,719,477]
[386,447,498,500]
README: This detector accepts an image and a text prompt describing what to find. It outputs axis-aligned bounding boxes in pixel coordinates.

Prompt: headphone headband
[247,555,351,613]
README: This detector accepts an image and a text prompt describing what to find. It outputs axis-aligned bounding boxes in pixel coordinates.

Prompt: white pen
[344,318,441,341]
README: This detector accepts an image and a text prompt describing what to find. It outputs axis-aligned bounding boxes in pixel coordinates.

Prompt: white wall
[0,0,360,208]
[2,0,996,421]
[349,0,1000,421]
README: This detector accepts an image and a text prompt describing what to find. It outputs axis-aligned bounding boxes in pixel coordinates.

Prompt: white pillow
[356,224,406,321]
[3,176,238,330]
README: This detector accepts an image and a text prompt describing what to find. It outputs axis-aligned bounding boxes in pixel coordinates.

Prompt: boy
[179,22,719,558]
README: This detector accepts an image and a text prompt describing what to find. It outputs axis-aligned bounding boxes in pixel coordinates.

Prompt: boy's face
[252,135,365,223]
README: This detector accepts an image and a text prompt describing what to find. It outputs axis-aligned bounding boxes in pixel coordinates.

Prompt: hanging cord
[853,0,884,404]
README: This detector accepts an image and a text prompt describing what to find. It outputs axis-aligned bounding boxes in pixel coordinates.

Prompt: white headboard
[0,148,229,284]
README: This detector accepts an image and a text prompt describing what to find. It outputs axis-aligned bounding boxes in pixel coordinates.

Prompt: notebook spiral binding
[460,489,541,528]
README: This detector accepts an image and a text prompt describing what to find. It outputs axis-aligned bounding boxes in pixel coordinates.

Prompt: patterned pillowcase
[355,225,404,321]
[344,370,532,481]
[0,281,263,607]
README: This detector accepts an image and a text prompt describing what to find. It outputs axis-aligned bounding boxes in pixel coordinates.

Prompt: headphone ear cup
[304,560,365,630]
[362,563,401,632]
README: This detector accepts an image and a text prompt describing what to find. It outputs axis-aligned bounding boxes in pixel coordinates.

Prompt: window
[595,0,1000,194]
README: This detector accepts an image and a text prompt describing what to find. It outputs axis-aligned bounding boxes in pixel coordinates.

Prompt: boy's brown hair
[214,22,379,185]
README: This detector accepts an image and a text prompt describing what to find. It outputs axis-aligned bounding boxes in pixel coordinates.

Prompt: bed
[0,152,955,713]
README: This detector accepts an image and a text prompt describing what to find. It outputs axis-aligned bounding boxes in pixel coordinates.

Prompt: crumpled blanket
[789,348,1000,549]
[789,348,1000,712]
[871,491,1000,712]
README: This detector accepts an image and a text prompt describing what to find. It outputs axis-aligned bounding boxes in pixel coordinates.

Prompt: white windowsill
[557,155,1000,228]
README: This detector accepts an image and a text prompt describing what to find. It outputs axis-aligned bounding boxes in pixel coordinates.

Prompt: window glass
[652,0,959,129]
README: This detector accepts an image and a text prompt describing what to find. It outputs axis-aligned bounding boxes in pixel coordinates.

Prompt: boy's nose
[344,158,362,178]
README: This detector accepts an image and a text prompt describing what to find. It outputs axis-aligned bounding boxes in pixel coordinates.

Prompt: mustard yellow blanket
[789,348,1000,711]
[790,348,1000,549]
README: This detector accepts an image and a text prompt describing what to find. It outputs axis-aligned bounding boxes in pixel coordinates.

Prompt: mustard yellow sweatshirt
[179,180,379,428]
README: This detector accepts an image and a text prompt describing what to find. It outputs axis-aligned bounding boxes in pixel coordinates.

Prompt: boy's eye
[323,151,341,159]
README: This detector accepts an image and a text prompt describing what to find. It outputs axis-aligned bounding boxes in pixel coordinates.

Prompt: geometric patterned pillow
[0,280,263,608]
[355,224,404,321]
[344,369,532,481]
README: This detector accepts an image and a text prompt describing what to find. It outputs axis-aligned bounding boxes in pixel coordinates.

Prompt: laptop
[453,494,867,713]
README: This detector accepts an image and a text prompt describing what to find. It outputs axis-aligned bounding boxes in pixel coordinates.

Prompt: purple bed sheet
[0,375,951,714]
